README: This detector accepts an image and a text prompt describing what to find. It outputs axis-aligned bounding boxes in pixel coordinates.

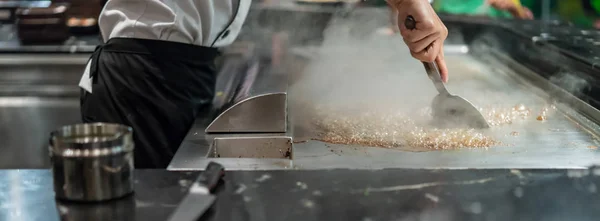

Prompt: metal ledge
[206,92,287,133]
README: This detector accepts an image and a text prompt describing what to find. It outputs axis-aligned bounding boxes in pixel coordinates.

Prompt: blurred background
[0,0,598,46]
[431,0,600,29]
[358,0,600,29]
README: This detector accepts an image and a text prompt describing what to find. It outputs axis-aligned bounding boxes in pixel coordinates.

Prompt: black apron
[81,38,219,168]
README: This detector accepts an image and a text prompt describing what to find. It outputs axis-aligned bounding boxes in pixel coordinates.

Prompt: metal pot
[49,123,134,202]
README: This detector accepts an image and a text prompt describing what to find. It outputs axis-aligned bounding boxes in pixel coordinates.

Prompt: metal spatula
[405,16,490,129]
[423,62,490,128]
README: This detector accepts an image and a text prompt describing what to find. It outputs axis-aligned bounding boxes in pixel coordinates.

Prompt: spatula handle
[423,62,449,95]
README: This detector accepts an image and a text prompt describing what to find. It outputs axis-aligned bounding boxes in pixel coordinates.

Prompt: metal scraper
[167,162,225,221]
[404,16,490,129]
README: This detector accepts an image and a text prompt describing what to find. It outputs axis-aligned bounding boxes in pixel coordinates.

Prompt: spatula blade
[431,94,490,129]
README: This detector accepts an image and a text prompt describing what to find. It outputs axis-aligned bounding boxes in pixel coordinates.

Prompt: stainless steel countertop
[4,168,600,221]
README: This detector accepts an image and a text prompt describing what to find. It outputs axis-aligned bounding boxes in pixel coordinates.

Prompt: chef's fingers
[395,3,435,42]
[410,41,440,62]
[390,7,400,32]
[487,0,512,10]
[488,0,532,20]
[507,7,522,19]
[436,48,448,83]
[399,17,436,43]
[403,31,440,53]
[522,7,534,20]
[437,15,448,82]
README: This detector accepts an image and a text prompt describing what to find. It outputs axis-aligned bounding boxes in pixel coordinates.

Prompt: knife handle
[197,162,225,193]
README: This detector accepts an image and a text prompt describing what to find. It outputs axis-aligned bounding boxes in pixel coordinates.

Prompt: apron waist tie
[87,38,220,85]
[89,44,104,84]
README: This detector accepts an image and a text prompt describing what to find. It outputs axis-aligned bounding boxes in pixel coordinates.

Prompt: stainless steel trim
[205,92,287,133]
[208,136,293,159]
[0,54,91,65]
[0,1,50,8]
[170,158,294,171]
[0,97,78,107]
[0,85,80,97]
[483,48,600,136]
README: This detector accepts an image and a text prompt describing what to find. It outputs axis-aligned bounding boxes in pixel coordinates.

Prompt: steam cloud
[286,7,560,142]
[288,8,436,114]
[549,71,589,96]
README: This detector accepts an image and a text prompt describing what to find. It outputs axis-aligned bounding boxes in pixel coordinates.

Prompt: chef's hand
[488,0,533,19]
[387,0,449,82]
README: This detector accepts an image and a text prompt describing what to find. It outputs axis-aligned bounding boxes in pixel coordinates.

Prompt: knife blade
[167,162,225,221]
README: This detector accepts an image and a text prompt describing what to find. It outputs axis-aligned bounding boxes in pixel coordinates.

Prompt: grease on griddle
[537,108,548,121]
[482,104,531,126]
[313,107,499,150]
[313,104,557,150]
[536,115,547,121]
[405,128,498,149]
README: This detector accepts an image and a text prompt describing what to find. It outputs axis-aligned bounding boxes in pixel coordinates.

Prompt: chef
[78,0,449,168]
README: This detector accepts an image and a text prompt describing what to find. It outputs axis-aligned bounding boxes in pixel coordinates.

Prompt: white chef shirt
[79,0,251,93]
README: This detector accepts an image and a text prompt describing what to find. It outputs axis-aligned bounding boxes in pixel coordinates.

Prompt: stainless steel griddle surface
[289,53,600,169]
